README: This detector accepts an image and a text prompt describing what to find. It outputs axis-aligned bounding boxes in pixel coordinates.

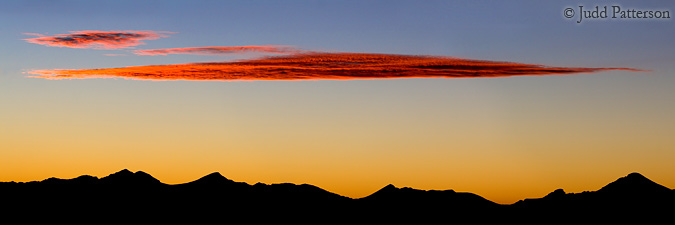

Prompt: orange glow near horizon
[27,52,644,81]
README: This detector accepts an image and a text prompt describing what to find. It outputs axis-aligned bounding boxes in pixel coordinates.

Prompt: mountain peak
[100,169,161,185]
[199,172,227,180]
[189,172,234,185]
[598,172,670,194]
[205,172,224,178]
[543,189,566,199]
[116,169,133,175]
[362,184,398,199]
[378,184,399,193]
[383,184,397,190]
[102,169,133,179]
[625,172,647,180]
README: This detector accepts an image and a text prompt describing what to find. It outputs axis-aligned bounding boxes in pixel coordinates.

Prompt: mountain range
[2,170,672,222]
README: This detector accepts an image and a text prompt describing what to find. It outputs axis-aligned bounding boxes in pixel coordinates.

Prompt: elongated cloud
[27,53,643,81]
[23,30,172,49]
[134,45,302,55]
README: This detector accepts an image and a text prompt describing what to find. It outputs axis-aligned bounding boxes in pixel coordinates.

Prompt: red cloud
[133,46,302,55]
[27,52,644,81]
[23,30,173,49]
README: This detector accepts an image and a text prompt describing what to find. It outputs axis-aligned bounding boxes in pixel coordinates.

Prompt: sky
[1,0,674,204]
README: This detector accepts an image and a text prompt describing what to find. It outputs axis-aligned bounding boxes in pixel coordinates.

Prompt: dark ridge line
[2,169,673,222]
[3,169,672,204]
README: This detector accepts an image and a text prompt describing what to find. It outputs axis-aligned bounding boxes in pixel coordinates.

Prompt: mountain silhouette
[2,170,672,222]
[511,172,674,222]
[597,172,671,194]
[188,172,233,185]
[361,183,499,209]
[99,169,162,186]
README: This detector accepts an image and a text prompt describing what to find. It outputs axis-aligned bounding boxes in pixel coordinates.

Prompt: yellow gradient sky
[2,75,674,204]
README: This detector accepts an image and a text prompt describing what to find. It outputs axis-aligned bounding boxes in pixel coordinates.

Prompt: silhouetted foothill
[543,188,566,199]
[1,170,673,221]
[191,172,231,184]
[598,172,671,194]
[99,169,162,186]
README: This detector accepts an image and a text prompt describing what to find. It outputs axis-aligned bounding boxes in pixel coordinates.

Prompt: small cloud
[26,52,645,81]
[22,32,46,37]
[23,30,174,49]
[133,45,303,55]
